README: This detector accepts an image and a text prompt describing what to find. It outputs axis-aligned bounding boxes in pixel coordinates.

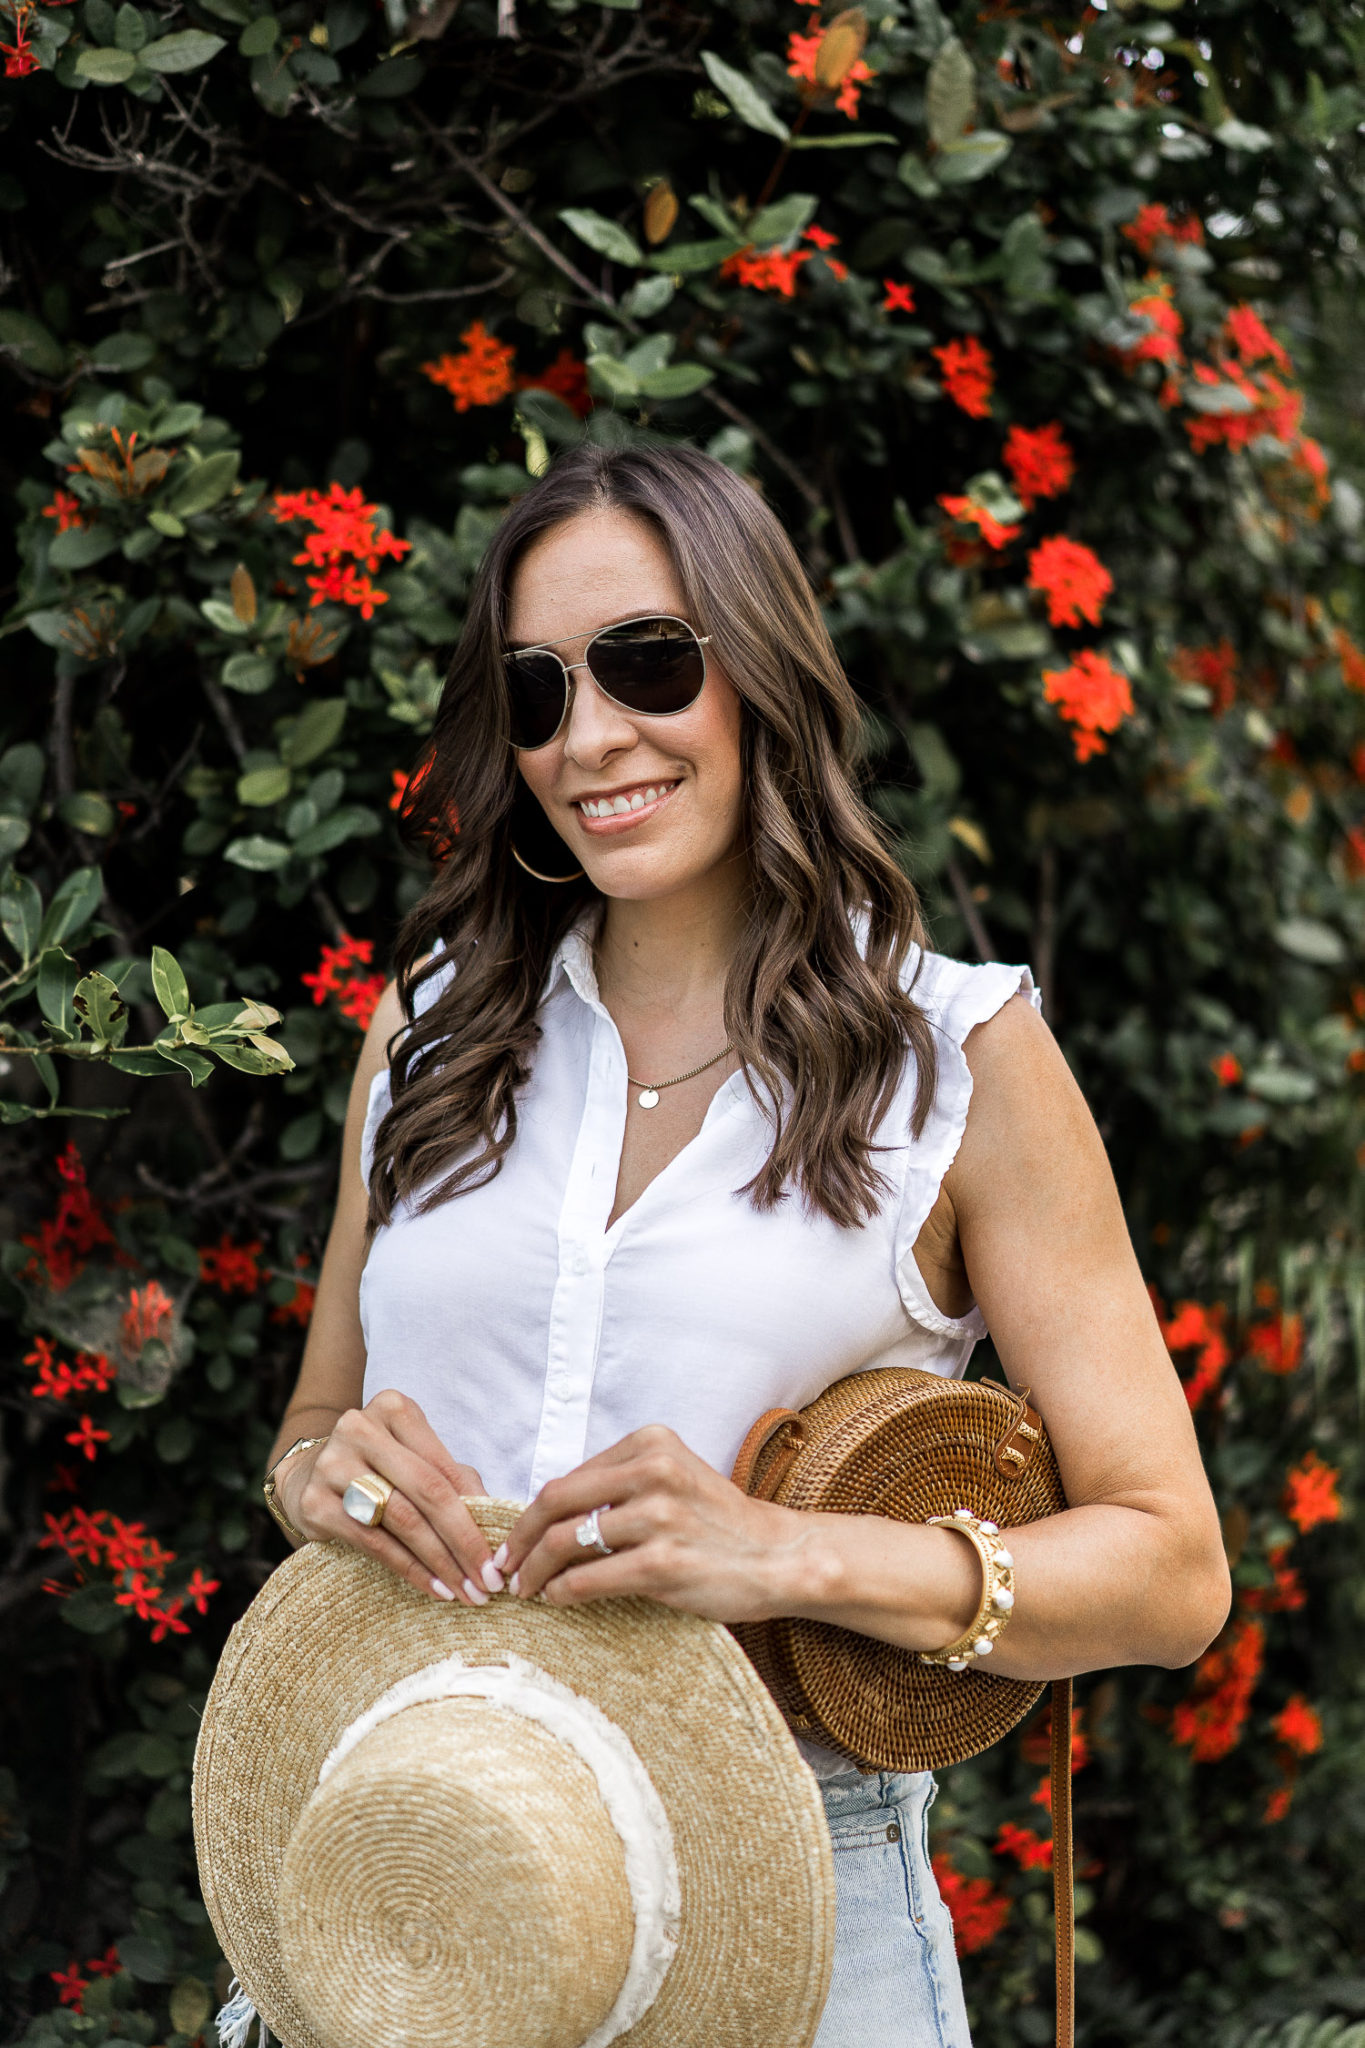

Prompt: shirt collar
[539,906,603,1007]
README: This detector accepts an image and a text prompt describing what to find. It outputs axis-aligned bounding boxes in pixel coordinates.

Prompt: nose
[560,667,639,765]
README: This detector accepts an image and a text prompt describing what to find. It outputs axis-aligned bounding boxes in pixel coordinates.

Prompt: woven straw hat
[193,1500,835,2048]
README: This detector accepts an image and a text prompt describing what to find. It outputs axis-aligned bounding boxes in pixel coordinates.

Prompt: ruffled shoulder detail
[893,951,1041,1341]
[359,940,454,1188]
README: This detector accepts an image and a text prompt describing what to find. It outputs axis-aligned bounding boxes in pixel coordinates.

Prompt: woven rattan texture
[192,1501,836,2048]
[732,1369,1066,1772]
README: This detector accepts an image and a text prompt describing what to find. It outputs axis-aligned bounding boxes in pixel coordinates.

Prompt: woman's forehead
[506,507,685,644]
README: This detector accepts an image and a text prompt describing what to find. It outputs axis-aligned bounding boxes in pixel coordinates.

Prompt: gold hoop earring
[510,844,585,885]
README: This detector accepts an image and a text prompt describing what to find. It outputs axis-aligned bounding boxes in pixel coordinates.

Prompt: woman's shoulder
[900,944,1042,1048]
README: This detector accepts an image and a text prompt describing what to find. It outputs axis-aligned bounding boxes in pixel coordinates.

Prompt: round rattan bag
[729,1366,1066,1772]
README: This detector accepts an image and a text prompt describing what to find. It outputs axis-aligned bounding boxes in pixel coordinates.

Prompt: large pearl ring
[574,1506,613,1557]
[342,1472,394,1530]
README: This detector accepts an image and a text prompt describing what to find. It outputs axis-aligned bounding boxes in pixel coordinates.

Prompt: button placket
[525,1007,627,1500]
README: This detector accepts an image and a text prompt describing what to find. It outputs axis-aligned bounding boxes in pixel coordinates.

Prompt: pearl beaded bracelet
[919,1508,1018,1671]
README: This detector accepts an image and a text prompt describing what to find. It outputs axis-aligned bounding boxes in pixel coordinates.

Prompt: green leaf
[200,598,250,637]
[38,866,103,949]
[150,945,191,1021]
[1,870,42,964]
[238,13,278,52]
[0,816,30,862]
[74,44,138,82]
[699,51,790,140]
[154,1040,215,1085]
[169,1981,212,2037]
[117,1933,175,1982]
[237,763,291,807]
[1245,1065,1317,1105]
[213,1040,284,1074]
[559,208,644,268]
[114,4,149,50]
[0,744,46,816]
[1273,917,1345,966]
[137,27,226,69]
[148,509,186,538]
[0,310,66,377]
[168,450,239,516]
[37,948,80,1037]
[1213,116,1273,151]
[281,697,347,767]
[89,330,156,370]
[291,805,380,857]
[109,1047,179,1077]
[587,354,643,399]
[926,37,976,145]
[935,130,1013,183]
[355,53,424,95]
[73,970,129,1047]
[647,236,746,274]
[747,193,817,248]
[49,524,120,570]
[57,791,117,837]
[220,652,277,693]
[638,362,714,398]
[224,834,293,871]
[789,131,899,149]
[61,1582,124,1634]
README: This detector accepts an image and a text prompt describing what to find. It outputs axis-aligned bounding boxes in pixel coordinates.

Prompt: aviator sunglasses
[502,612,710,751]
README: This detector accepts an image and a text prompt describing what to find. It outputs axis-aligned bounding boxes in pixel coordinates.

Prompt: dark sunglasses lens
[505,651,568,749]
[590,618,705,715]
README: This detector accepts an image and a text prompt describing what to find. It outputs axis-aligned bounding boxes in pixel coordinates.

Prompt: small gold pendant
[637,1088,660,1109]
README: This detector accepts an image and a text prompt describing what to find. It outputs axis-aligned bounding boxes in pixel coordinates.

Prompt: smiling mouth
[575,780,679,823]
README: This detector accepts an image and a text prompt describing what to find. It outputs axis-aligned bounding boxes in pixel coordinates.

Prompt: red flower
[184,1568,221,1615]
[994,1821,1053,1871]
[50,1963,89,2012]
[85,1946,122,1980]
[1336,627,1365,693]
[1224,303,1291,374]
[1041,651,1133,763]
[422,322,517,411]
[147,1597,191,1642]
[1248,1313,1303,1375]
[42,488,87,532]
[64,1415,111,1462]
[271,1276,317,1327]
[785,26,875,118]
[1002,422,1075,508]
[937,495,1020,551]
[1271,1695,1322,1757]
[720,245,811,297]
[1116,282,1184,392]
[1028,535,1113,629]
[1160,1299,1230,1411]
[1282,1451,1342,1534]
[199,1234,264,1294]
[517,347,593,419]
[1264,1784,1293,1824]
[931,1853,1011,1953]
[1172,639,1239,714]
[22,1143,115,1290]
[881,279,916,315]
[1243,1544,1306,1614]
[303,934,385,1030]
[1171,1617,1265,1762]
[933,337,994,419]
[1211,1053,1242,1087]
[121,1279,175,1355]
[1121,203,1204,261]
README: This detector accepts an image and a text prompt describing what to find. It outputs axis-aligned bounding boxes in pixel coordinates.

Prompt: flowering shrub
[3,0,1365,2043]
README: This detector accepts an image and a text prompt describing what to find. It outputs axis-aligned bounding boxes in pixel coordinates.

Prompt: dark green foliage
[2,0,1365,2040]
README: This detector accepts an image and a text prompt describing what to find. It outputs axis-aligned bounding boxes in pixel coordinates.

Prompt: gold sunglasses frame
[502,612,711,751]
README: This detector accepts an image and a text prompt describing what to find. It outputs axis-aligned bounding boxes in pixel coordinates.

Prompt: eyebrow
[505,609,687,652]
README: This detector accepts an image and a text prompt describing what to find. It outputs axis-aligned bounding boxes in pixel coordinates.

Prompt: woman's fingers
[505,1425,691,1571]
[359,1391,501,1584]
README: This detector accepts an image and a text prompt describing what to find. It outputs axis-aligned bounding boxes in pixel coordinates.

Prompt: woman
[265,442,1230,2045]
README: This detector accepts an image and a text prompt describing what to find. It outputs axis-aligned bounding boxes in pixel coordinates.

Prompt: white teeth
[579,783,674,818]
[629,793,645,811]
[612,796,631,814]
[644,788,658,802]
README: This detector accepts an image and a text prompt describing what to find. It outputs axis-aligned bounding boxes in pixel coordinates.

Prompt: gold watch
[262,1435,329,1542]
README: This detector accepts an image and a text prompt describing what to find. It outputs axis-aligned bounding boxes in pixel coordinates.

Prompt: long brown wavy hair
[369,441,938,1231]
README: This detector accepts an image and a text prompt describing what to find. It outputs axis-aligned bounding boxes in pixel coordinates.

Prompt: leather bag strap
[730,1408,804,1497]
[1050,1676,1075,2048]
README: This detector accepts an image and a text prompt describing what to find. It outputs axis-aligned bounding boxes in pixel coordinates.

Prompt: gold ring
[341,1472,394,1530]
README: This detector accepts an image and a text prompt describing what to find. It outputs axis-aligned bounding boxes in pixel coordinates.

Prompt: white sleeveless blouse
[359,921,1038,1502]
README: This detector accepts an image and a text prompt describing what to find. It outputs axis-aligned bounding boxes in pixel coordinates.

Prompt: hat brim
[193,1501,835,2048]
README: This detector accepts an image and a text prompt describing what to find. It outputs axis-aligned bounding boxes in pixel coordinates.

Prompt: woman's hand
[276,1388,503,1608]
[502,1425,814,1623]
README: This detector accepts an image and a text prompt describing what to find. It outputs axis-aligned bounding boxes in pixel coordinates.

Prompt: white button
[567,1248,590,1276]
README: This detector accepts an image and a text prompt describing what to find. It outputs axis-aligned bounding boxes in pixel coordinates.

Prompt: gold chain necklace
[626,1045,733,1110]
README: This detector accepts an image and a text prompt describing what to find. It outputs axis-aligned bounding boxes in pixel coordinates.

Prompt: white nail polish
[462,1577,489,1606]
[510,1570,521,1596]
[431,1579,456,1601]
[493,1542,509,1570]
[481,1559,506,1594]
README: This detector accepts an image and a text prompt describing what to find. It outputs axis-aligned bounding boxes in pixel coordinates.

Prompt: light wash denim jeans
[813,1768,973,2048]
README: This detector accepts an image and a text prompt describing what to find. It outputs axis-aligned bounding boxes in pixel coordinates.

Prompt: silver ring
[574,1506,613,1557]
